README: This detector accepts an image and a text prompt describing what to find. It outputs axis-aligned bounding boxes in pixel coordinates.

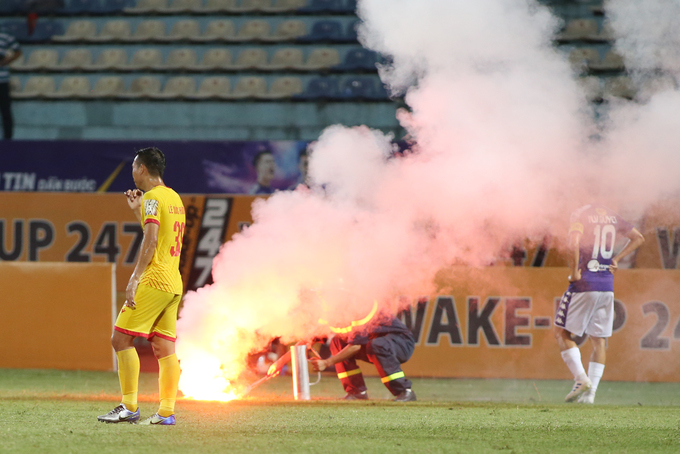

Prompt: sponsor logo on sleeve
[144,199,159,216]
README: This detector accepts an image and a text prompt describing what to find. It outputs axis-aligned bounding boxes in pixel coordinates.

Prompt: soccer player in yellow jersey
[98,147,185,425]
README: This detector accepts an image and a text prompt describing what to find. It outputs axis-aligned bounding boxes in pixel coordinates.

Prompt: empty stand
[258,76,303,99]
[46,76,91,99]
[90,76,127,98]
[149,76,197,98]
[13,76,57,98]
[188,76,232,99]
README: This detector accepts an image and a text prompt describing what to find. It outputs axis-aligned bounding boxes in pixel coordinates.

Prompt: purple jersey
[568,205,634,293]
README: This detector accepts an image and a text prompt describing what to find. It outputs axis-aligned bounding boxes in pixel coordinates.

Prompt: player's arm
[125,222,159,308]
[310,344,361,372]
[610,228,645,274]
[125,189,143,223]
[0,48,21,66]
[567,229,582,282]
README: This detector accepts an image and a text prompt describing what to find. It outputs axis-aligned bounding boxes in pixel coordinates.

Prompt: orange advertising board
[0,262,115,370]
[0,193,263,297]
[399,267,680,382]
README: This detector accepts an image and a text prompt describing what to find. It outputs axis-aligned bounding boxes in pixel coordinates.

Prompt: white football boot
[565,376,592,402]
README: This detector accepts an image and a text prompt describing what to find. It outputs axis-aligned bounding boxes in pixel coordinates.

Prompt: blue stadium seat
[97,0,134,13]
[339,0,356,13]
[0,0,26,14]
[25,21,63,42]
[25,0,65,13]
[297,20,343,42]
[341,19,359,42]
[0,22,30,42]
[293,77,340,100]
[338,76,385,100]
[334,48,377,71]
[63,0,100,14]
[297,0,342,14]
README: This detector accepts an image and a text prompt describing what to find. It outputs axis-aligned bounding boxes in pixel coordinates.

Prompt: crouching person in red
[311,316,416,402]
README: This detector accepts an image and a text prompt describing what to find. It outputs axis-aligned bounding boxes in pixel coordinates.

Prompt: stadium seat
[90,48,128,70]
[164,0,202,13]
[201,0,237,13]
[338,76,377,99]
[1,22,30,42]
[589,50,625,71]
[19,49,59,71]
[558,19,599,42]
[234,20,271,42]
[334,48,377,71]
[97,0,134,13]
[568,47,600,71]
[187,76,232,99]
[57,48,94,71]
[52,20,97,42]
[8,53,25,71]
[257,76,303,99]
[577,76,602,102]
[149,76,196,99]
[261,20,306,42]
[341,19,359,42]
[165,48,198,69]
[293,76,339,100]
[228,0,271,13]
[194,48,233,70]
[231,48,268,70]
[90,76,126,98]
[339,0,356,13]
[46,76,91,99]
[225,76,267,98]
[127,20,167,42]
[595,23,615,42]
[261,47,303,70]
[260,0,306,13]
[297,0,342,13]
[117,76,162,98]
[26,22,64,43]
[92,20,132,42]
[0,0,24,15]
[295,47,340,70]
[128,48,164,70]
[62,0,99,14]
[195,20,236,42]
[603,76,636,100]
[9,77,21,95]
[298,20,343,42]
[162,20,201,42]
[124,0,168,13]
[13,76,56,98]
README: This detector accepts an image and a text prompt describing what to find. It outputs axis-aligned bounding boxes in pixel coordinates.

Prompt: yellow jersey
[139,185,185,295]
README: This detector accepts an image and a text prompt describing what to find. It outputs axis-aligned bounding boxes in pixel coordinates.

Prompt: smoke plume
[176,0,680,395]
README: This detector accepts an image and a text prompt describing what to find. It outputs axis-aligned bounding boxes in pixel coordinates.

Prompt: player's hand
[125,277,139,309]
[609,259,618,274]
[124,189,143,211]
[568,269,581,282]
[310,358,327,372]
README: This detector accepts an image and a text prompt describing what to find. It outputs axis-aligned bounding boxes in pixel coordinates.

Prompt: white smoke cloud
[176,0,680,395]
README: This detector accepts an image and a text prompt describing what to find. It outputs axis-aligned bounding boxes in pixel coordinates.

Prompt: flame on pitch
[178,349,240,402]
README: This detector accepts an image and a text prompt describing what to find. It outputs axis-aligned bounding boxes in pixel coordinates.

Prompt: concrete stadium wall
[14,100,402,140]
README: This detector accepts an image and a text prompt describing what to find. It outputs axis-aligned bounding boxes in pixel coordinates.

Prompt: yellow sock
[158,353,180,417]
[116,348,139,412]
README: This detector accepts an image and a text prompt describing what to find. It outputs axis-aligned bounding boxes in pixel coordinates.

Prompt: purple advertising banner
[0,140,309,194]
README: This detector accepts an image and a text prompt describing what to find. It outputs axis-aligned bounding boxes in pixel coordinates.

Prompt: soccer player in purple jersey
[554,204,644,403]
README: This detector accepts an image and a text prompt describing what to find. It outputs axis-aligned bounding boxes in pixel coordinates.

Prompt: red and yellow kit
[139,186,185,295]
[115,186,185,341]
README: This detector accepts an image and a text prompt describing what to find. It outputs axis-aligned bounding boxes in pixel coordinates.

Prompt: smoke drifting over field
[176,0,680,396]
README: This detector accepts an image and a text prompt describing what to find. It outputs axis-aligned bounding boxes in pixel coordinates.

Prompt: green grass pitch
[2,369,680,454]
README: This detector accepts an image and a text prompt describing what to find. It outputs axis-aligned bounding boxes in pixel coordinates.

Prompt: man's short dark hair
[135,147,166,177]
[252,149,273,168]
